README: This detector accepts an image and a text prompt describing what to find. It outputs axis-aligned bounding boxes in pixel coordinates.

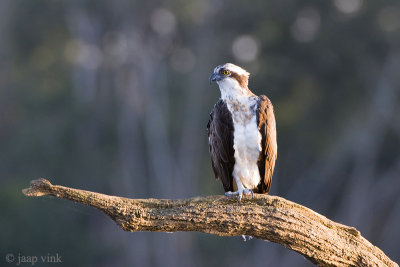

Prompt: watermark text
[5,253,62,265]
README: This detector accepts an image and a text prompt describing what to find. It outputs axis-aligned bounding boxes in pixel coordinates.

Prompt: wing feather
[207,100,235,192]
[256,95,277,194]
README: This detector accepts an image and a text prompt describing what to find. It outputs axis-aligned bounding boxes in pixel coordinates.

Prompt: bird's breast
[227,96,257,124]
[226,97,262,189]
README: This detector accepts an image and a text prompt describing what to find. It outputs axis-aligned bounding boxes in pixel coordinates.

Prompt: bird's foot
[241,235,254,242]
[225,188,253,204]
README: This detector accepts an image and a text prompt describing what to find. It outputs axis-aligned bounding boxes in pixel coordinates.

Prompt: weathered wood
[22,178,397,267]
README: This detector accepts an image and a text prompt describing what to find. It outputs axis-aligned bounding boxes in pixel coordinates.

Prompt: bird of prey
[208,63,277,203]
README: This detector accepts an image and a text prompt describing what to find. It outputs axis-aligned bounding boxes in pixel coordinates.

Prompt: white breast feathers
[227,95,262,190]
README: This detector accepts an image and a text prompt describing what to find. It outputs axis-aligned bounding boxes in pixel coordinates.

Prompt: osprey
[208,63,277,203]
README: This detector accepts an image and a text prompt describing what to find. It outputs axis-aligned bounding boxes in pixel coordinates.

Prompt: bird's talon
[225,189,252,204]
[225,191,238,197]
[242,235,254,242]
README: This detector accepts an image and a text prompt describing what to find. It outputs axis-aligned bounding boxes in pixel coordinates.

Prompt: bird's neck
[218,78,254,102]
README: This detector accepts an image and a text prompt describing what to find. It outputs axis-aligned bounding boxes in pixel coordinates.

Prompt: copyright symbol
[5,253,14,263]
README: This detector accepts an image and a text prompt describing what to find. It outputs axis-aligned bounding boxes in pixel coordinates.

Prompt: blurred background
[1,0,399,266]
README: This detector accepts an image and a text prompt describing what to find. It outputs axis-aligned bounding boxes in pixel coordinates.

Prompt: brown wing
[207,99,235,192]
[256,95,277,194]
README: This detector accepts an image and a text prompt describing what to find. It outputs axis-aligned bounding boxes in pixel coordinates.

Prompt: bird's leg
[225,177,253,204]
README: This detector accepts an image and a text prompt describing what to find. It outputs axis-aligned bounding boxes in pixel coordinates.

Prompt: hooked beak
[209,72,222,84]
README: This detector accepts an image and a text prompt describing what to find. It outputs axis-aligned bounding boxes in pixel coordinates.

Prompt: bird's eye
[223,70,230,75]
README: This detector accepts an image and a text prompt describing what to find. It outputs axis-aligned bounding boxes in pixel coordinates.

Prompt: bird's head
[209,63,251,98]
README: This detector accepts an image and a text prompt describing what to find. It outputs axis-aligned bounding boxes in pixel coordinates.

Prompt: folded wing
[256,95,278,194]
[207,100,235,192]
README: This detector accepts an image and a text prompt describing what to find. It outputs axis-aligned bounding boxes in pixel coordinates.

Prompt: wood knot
[343,226,361,237]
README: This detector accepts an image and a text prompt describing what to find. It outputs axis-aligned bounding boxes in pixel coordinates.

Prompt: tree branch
[22,178,397,267]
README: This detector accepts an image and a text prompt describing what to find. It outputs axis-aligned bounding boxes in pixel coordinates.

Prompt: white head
[209,63,252,99]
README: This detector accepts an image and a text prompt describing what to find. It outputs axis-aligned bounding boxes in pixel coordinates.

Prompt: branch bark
[22,178,397,267]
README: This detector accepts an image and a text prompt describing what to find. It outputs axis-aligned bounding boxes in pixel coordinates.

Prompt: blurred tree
[1,0,399,266]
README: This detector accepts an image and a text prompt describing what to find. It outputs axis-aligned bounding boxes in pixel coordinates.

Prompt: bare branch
[22,178,397,267]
